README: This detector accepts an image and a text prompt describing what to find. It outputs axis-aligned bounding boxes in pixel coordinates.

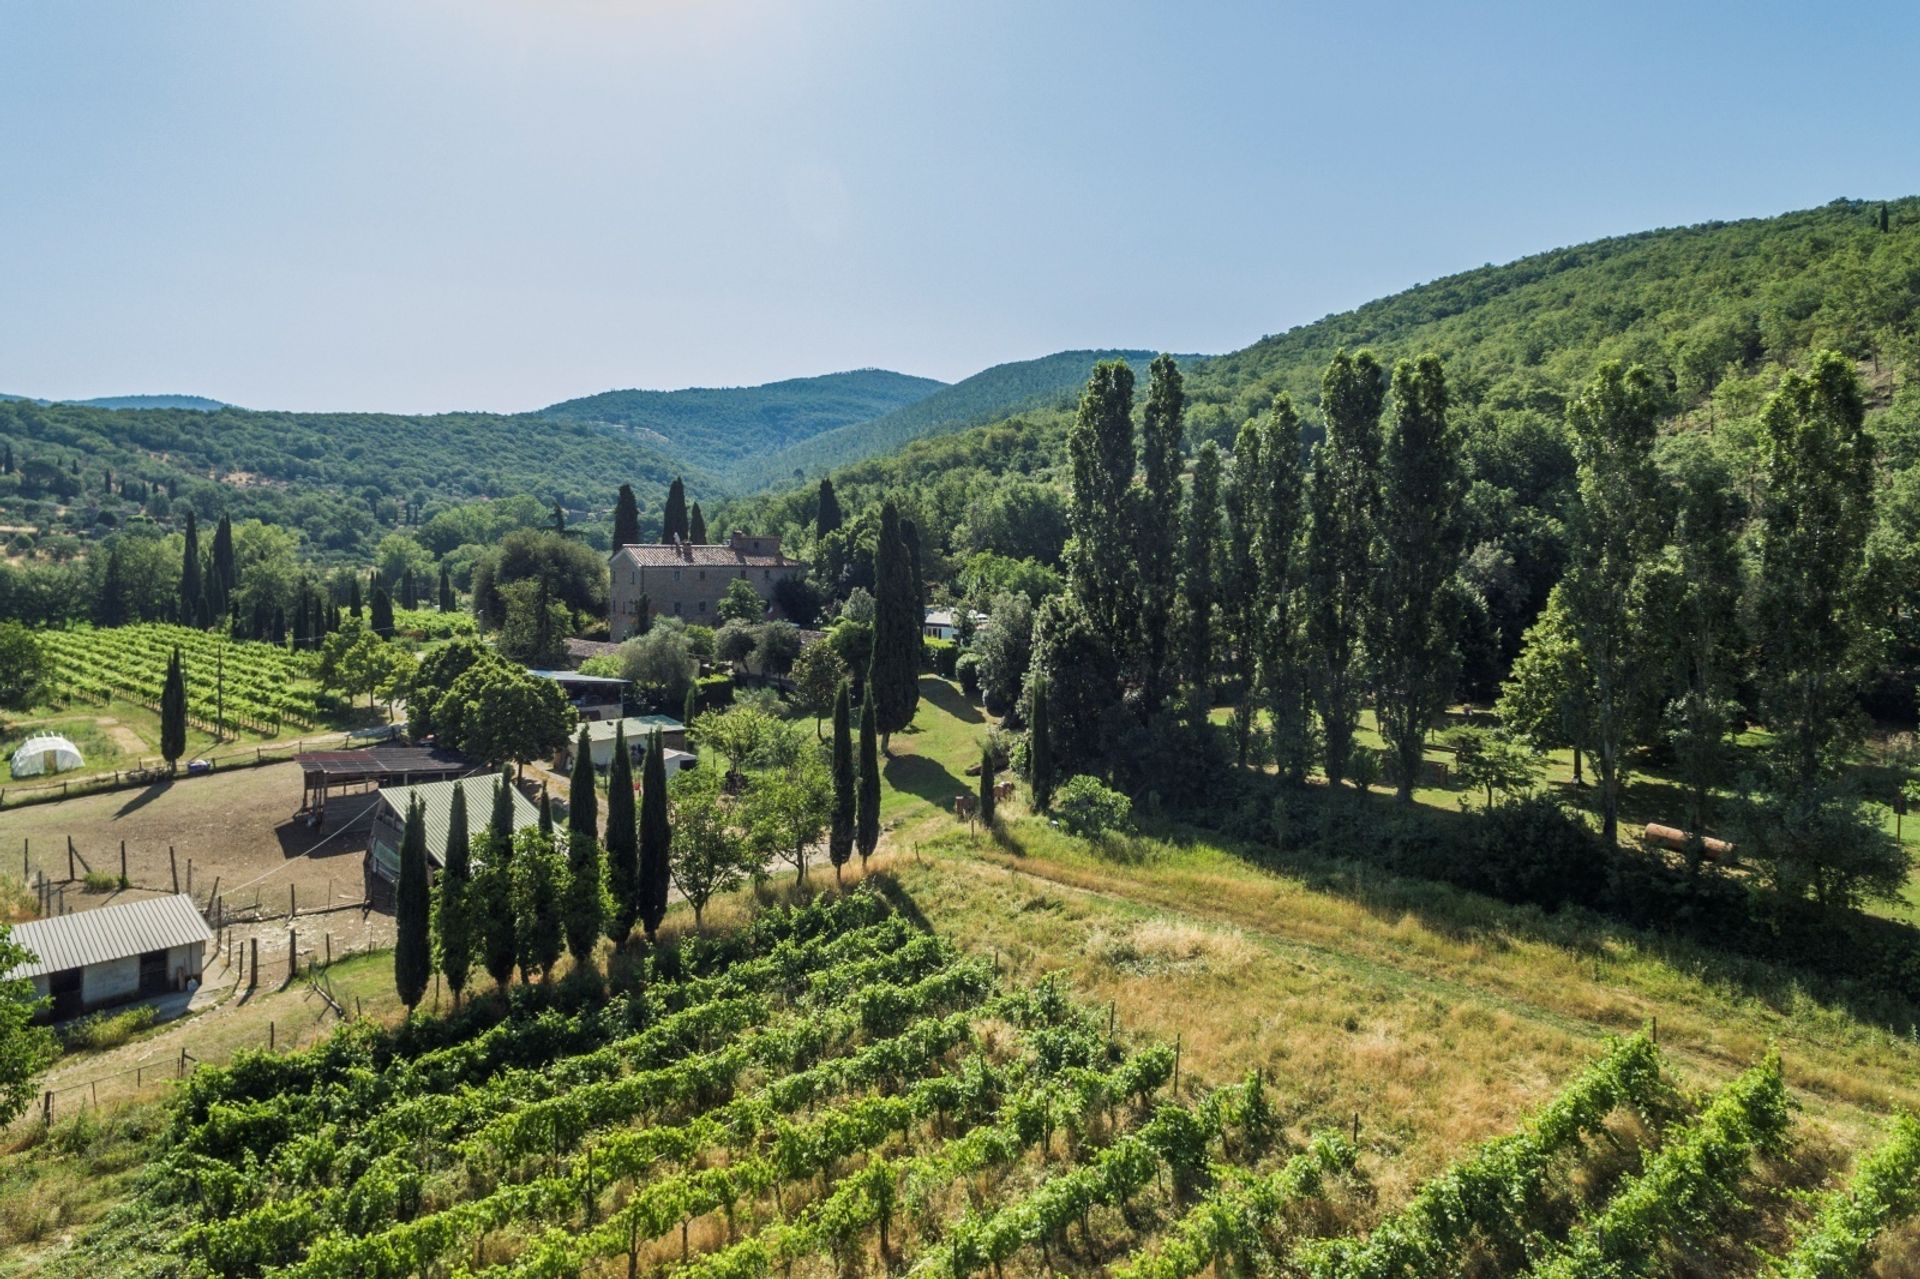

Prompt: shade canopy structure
[9,734,84,778]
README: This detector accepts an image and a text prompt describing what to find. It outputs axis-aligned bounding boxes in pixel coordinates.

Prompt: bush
[60,1004,157,1053]
[693,673,734,713]
[1052,774,1133,840]
[924,636,958,678]
[81,870,123,894]
[955,651,981,699]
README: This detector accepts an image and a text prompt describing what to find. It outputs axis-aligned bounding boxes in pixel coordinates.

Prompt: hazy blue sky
[2,1,1915,412]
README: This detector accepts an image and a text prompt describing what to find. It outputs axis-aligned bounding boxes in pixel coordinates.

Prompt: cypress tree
[902,517,927,663]
[978,739,996,827]
[435,784,473,1007]
[1306,351,1385,789]
[402,567,418,611]
[612,483,641,549]
[439,564,455,612]
[489,765,516,843]
[639,729,671,941]
[563,825,604,974]
[1371,355,1466,801]
[856,684,880,866]
[179,511,202,624]
[370,586,394,638]
[349,576,363,618]
[816,478,844,540]
[1137,354,1185,714]
[867,500,920,751]
[1179,441,1223,697]
[663,477,689,541]
[568,724,598,839]
[689,502,707,545]
[636,593,652,636]
[829,681,855,880]
[551,502,567,535]
[539,789,554,835]
[1029,674,1054,809]
[683,683,698,730]
[394,797,431,1010]
[212,514,235,596]
[604,724,639,945]
[160,647,188,770]
[512,828,566,983]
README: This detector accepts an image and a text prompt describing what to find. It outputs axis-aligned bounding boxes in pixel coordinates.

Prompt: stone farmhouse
[609,531,807,640]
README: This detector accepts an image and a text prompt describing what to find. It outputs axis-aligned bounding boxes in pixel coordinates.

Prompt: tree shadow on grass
[884,754,969,813]
[916,676,983,726]
[114,780,172,818]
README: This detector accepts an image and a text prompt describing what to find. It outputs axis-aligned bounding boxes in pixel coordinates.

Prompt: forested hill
[733,349,1171,490]
[0,393,228,411]
[721,197,1920,680]
[536,368,945,478]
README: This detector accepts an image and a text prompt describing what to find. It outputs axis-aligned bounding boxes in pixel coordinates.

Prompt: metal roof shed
[6,894,212,1021]
[367,775,541,883]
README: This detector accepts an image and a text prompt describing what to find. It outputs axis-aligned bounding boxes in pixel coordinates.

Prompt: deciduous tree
[1371,355,1465,800]
[1067,360,1139,650]
[1255,393,1312,785]
[1178,442,1223,698]
[1138,354,1186,714]
[1306,350,1384,788]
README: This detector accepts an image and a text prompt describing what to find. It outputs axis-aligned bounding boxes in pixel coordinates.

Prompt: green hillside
[537,367,945,478]
[733,349,1171,490]
[0,393,229,411]
[723,198,1920,612]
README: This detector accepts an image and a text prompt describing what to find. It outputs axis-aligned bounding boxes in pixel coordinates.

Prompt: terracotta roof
[613,543,805,570]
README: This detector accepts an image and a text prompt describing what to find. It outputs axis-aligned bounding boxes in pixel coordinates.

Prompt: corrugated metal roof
[6,894,212,980]
[527,669,629,687]
[583,715,684,745]
[376,775,541,865]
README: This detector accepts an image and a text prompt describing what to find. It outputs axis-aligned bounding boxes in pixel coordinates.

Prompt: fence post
[325,934,332,966]
[21,837,26,880]
[288,928,297,981]
[289,884,296,919]
[187,859,193,896]
[270,1020,276,1052]
[248,937,259,992]
[169,846,179,894]
[67,837,75,881]
[120,840,127,886]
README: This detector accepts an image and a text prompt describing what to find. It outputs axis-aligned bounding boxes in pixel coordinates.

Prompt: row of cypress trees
[393,722,677,1011]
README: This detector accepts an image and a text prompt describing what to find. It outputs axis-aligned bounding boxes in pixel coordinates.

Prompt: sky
[1,0,1917,414]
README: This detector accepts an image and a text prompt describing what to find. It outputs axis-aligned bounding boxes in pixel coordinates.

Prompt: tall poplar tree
[1179,441,1223,700]
[434,783,473,1007]
[1066,360,1139,647]
[639,729,672,941]
[179,510,202,625]
[1755,352,1877,793]
[1305,350,1384,788]
[868,501,920,751]
[160,647,187,770]
[1255,394,1312,784]
[829,682,855,880]
[1222,421,1264,766]
[1561,362,1665,846]
[1370,355,1465,801]
[612,483,641,549]
[604,724,639,945]
[1028,673,1054,809]
[816,478,844,540]
[1137,354,1186,714]
[394,797,431,1010]
[663,477,689,541]
[856,685,880,866]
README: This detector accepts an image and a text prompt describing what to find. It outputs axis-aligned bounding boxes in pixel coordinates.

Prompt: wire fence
[0,727,391,811]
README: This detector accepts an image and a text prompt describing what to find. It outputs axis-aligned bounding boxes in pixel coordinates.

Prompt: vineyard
[87,887,1920,1279]
[37,624,329,736]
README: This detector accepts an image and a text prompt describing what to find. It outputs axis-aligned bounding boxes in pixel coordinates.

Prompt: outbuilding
[5,894,211,1022]
[528,669,630,722]
[561,715,690,771]
[367,774,541,885]
[9,734,84,778]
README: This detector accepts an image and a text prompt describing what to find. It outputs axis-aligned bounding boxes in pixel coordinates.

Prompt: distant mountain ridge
[0,392,228,411]
[536,368,945,479]
[733,349,1187,490]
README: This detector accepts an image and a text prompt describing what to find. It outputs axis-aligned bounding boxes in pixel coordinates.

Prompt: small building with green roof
[367,774,540,885]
